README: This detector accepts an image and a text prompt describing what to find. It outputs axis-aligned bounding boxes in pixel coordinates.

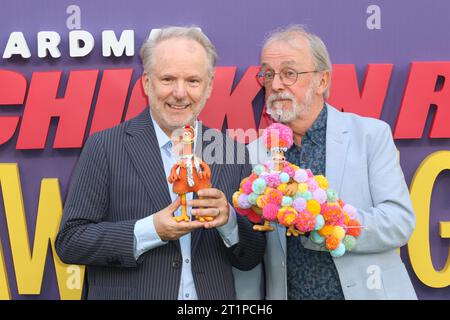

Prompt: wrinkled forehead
[261,37,313,69]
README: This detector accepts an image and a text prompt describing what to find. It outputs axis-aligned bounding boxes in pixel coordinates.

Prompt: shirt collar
[305,105,327,146]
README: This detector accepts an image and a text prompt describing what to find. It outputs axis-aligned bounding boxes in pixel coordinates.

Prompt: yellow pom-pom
[277,207,286,221]
[315,175,329,190]
[232,192,240,207]
[318,225,334,237]
[277,183,288,193]
[343,212,350,224]
[298,183,309,193]
[332,226,346,240]
[291,164,300,171]
[256,195,265,208]
[306,199,321,216]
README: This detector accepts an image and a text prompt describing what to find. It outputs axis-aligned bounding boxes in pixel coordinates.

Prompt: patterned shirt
[285,106,345,300]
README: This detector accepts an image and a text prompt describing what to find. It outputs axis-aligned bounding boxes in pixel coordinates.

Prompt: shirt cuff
[134,214,168,261]
[217,203,239,248]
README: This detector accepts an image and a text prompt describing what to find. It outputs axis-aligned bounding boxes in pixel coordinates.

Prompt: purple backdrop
[0,0,449,299]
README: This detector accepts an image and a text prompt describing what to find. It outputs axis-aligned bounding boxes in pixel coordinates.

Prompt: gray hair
[262,25,332,99]
[139,26,217,78]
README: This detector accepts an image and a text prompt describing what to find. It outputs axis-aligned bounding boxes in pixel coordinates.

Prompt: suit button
[172,261,181,269]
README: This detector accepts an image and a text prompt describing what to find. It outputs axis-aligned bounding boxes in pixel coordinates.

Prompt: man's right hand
[153,198,205,241]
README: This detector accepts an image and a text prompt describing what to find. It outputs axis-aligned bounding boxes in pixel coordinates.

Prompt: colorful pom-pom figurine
[232,122,364,258]
[252,123,299,231]
[168,125,212,222]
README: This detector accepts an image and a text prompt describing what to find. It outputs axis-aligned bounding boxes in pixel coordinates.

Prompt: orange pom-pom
[346,220,362,237]
[325,235,340,250]
[318,224,334,237]
[277,207,297,227]
[232,191,240,207]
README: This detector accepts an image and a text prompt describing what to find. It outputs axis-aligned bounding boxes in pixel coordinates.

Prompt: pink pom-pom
[322,204,345,226]
[306,169,314,178]
[292,197,307,211]
[266,173,281,188]
[283,165,296,178]
[313,188,327,204]
[294,169,308,183]
[307,178,318,192]
[294,210,316,233]
[242,180,253,194]
[259,171,270,180]
[264,189,283,205]
[263,203,279,221]
[343,204,358,220]
[263,123,294,150]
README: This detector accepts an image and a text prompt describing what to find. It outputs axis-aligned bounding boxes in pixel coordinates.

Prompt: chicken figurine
[168,125,213,222]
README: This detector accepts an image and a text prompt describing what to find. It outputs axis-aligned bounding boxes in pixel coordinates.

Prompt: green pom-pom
[252,178,266,195]
[343,235,357,251]
[281,196,293,207]
[326,189,338,202]
[248,193,258,205]
[309,231,324,244]
[253,164,265,176]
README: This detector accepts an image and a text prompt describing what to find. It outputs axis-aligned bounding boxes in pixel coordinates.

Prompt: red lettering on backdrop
[89,69,133,135]
[199,66,262,143]
[124,76,147,121]
[327,64,393,119]
[0,70,27,144]
[394,62,450,139]
[16,70,98,149]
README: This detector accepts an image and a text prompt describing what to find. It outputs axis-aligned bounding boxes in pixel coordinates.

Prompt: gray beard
[266,90,313,123]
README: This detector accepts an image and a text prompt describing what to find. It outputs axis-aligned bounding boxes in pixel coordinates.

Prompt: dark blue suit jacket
[55,109,265,299]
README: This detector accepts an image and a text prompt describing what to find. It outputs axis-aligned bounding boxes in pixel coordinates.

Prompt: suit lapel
[277,224,287,257]
[124,110,172,210]
[325,104,350,195]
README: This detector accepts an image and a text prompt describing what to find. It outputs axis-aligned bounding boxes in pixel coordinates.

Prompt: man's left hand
[189,188,230,229]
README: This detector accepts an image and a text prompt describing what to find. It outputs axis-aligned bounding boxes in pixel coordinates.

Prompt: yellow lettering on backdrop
[0,238,11,300]
[408,151,450,288]
[0,163,84,299]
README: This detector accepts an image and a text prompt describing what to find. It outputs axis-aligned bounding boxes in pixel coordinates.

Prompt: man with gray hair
[56,26,265,299]
[242,25,417,299]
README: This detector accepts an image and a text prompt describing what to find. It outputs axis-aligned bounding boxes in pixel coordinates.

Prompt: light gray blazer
[233,104,417,300]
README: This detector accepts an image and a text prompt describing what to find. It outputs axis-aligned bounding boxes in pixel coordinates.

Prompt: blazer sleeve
[226,145,266,270]
[55,133,139,268]
[351,122,416,253]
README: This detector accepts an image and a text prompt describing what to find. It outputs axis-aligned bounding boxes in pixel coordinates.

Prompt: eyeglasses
[256,67,318,87]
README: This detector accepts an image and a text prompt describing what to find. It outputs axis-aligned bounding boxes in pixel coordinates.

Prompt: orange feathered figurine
[168,125,213,222]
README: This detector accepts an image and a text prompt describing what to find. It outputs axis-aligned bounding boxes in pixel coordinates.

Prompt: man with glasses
[239,25,417,300]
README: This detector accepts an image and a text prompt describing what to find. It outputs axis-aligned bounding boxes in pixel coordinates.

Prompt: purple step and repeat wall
[0,0,449,300]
